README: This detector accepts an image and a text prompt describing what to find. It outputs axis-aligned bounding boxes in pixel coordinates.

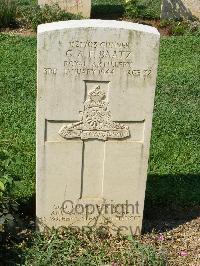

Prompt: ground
[0,0,200,265]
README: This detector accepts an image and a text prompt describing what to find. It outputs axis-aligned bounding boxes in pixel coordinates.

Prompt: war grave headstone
[38,0,91,18]
[161,0,200,20]
[36,20,160,235]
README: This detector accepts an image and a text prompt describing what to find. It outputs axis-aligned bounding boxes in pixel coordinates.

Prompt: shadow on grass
[143,173,200,233]
[91,3,124,19]
[1,193,36,266]
[17,193,36,218]
[13,173,200,235]
[2,174,200,264]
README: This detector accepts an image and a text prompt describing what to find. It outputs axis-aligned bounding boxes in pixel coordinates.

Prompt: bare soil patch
[0,27,35,37]
[141,206,200,265]
[0,18,172,37]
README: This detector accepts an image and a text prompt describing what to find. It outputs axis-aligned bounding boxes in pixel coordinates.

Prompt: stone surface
[37,20,160,235]
[161,0,200,20]
[38,0,91,17]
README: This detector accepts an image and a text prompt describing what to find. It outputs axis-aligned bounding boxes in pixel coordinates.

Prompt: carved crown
[88,86,105,102]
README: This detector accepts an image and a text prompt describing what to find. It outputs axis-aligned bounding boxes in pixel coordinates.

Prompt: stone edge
[38,19,160,36]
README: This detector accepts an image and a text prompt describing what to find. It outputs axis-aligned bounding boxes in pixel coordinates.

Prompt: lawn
[0,34,36,200]
[0,30,200,265]
[147,35,200,207]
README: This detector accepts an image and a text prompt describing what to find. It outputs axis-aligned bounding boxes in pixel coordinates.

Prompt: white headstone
[38,0,91,18]
[161,0,200,20]
[37,20,160,235]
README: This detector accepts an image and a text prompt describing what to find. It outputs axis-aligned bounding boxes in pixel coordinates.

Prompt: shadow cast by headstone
[91,2,124,19]
[142,173,200,233]
[17,193,36,218]
[161,0,197,20]
[1,193,36,265]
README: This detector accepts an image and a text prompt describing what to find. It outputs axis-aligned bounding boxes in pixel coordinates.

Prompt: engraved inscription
[59,85,130,141]
[44,68,57,75]
[65,0,84,10]
[69,41,130,49]
[43,39,153,78]
[63,40,153,78]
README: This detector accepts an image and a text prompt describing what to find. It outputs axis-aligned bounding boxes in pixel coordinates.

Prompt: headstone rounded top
[38,19,160,36]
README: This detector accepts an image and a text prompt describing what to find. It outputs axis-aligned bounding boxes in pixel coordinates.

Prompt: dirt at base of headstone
[3,212,199,265]
[0,27,35,37]
[0,19,175,37]
[140,216,200,266]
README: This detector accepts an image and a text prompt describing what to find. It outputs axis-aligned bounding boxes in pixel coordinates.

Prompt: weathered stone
[38,0,91,17]
[36,20,160,235]
[161,0,200,20]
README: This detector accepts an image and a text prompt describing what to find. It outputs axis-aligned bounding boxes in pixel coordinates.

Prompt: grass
[9,227,166,265]
[147,36,200,206]
[0,34,36,200]
[147,36,200,208]
[0,3,199,266]
[0,34,199,206]
[91,0,125,17]
[124,0,161,19]
[0,24,200,265]
[0,0,17,28]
